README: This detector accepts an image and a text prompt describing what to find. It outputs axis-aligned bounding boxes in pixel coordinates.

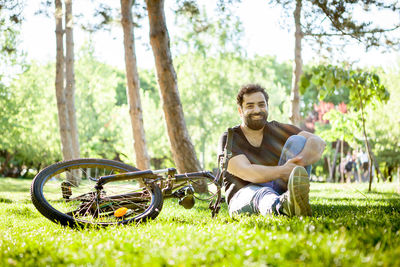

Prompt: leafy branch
[300,64,390,190]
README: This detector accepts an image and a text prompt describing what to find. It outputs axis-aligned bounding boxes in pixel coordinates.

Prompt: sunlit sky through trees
[20,0,400,70]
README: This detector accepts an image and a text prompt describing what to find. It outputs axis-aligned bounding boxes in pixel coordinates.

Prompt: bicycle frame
[94,167,223,217]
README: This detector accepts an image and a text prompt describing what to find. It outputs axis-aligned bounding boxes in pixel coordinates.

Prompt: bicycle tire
[31,158,163,228]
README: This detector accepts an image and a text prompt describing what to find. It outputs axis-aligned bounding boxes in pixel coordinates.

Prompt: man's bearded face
[244,110,268,130]
[241,92,268,130]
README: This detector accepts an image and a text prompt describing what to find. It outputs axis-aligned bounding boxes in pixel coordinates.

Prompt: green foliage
[2,179,400,266]
[114,72,128,106]
[0,47,295,173]
[299,65,389,148]
[139,69,174,168]
[300,65,391,181]
[74,51,129,160]
[317,109,362,144]
[74,50,176,168]
[300,65,389,110]
[0,45,137,174]
[300,66,350,116]
[0,0,23,56]
[364,65,400,169]
[0,0,25,88]
[0,1,296,173]
[0,62,61,176]
[173,0,243,57]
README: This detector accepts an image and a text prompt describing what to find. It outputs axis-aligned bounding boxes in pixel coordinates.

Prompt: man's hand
[290,155,307,167]
[279,156,303,182]
[228,154,290,184]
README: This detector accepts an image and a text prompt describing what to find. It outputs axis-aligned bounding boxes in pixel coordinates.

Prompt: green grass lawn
[1,178,400,266]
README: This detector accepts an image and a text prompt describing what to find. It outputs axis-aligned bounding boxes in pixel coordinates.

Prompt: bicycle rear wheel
[31,158,163,228]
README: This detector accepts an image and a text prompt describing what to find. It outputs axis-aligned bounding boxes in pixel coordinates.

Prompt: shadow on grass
[314,197,400,204]
[366,191,400,196]
[0,197,13,203]
[163,198,400,230]
[158,191,400,227]
[311,201,400,218]
[226,202,400,234]
[312,188,399,195]
[312,202,400,231]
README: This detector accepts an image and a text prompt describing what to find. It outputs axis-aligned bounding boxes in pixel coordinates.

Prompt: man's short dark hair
[236,84,269,107]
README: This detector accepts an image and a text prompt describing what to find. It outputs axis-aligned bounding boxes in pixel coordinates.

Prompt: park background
[1,1,400,266]
[1,0,399,185]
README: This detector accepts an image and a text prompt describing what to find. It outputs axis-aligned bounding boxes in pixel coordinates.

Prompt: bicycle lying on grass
[30,158,224,228]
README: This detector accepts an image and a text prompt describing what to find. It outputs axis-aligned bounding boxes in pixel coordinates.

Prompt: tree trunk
[121,0,151,170]
[289,0,302,126]
[359,102,373,189]
[65,0,80,159]
[340,139,344,183]
[146,0,206,192]
[387,165,393,182]
[0,151,11,177]
[36,163,42,173]
[397,166,400,193]
[354,87,374,191]
[325,156,331,179]
[366,142,385,182]
[55,0,73,162]
[330,140,340,182]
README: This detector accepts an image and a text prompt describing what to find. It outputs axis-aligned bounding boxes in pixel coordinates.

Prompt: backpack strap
[216,128,234,184]
[210,128,234,217]
[223,127,234,169]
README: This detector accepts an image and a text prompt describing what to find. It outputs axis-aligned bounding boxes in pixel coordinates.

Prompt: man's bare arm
[227,154,301,183]
[297,131,326,166]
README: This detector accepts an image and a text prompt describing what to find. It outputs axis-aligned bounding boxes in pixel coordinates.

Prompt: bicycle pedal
[114,207,133,218]
[179,195,195,209]
[174,185,195,198]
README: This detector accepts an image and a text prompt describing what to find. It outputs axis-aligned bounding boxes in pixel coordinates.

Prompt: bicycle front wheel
[31,158,163,228]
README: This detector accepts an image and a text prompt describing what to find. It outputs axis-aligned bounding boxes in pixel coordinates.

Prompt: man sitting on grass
[219,84,326,217]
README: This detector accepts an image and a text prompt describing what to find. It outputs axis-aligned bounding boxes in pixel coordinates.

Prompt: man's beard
[244,112,268,130]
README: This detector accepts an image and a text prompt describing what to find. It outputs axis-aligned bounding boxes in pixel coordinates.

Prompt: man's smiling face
[239,92,268,130]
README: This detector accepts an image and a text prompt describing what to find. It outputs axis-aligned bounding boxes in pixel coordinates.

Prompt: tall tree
[65,0,80,159]
[54,0,73,162]
[145,0,206,191]
[272,0,400,126]
[289,0,302,126]
[120,0,151,170]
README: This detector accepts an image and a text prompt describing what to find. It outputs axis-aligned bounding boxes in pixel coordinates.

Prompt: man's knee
[284,135,313,176]
[284,135,307,153]
[286,134,307,145]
